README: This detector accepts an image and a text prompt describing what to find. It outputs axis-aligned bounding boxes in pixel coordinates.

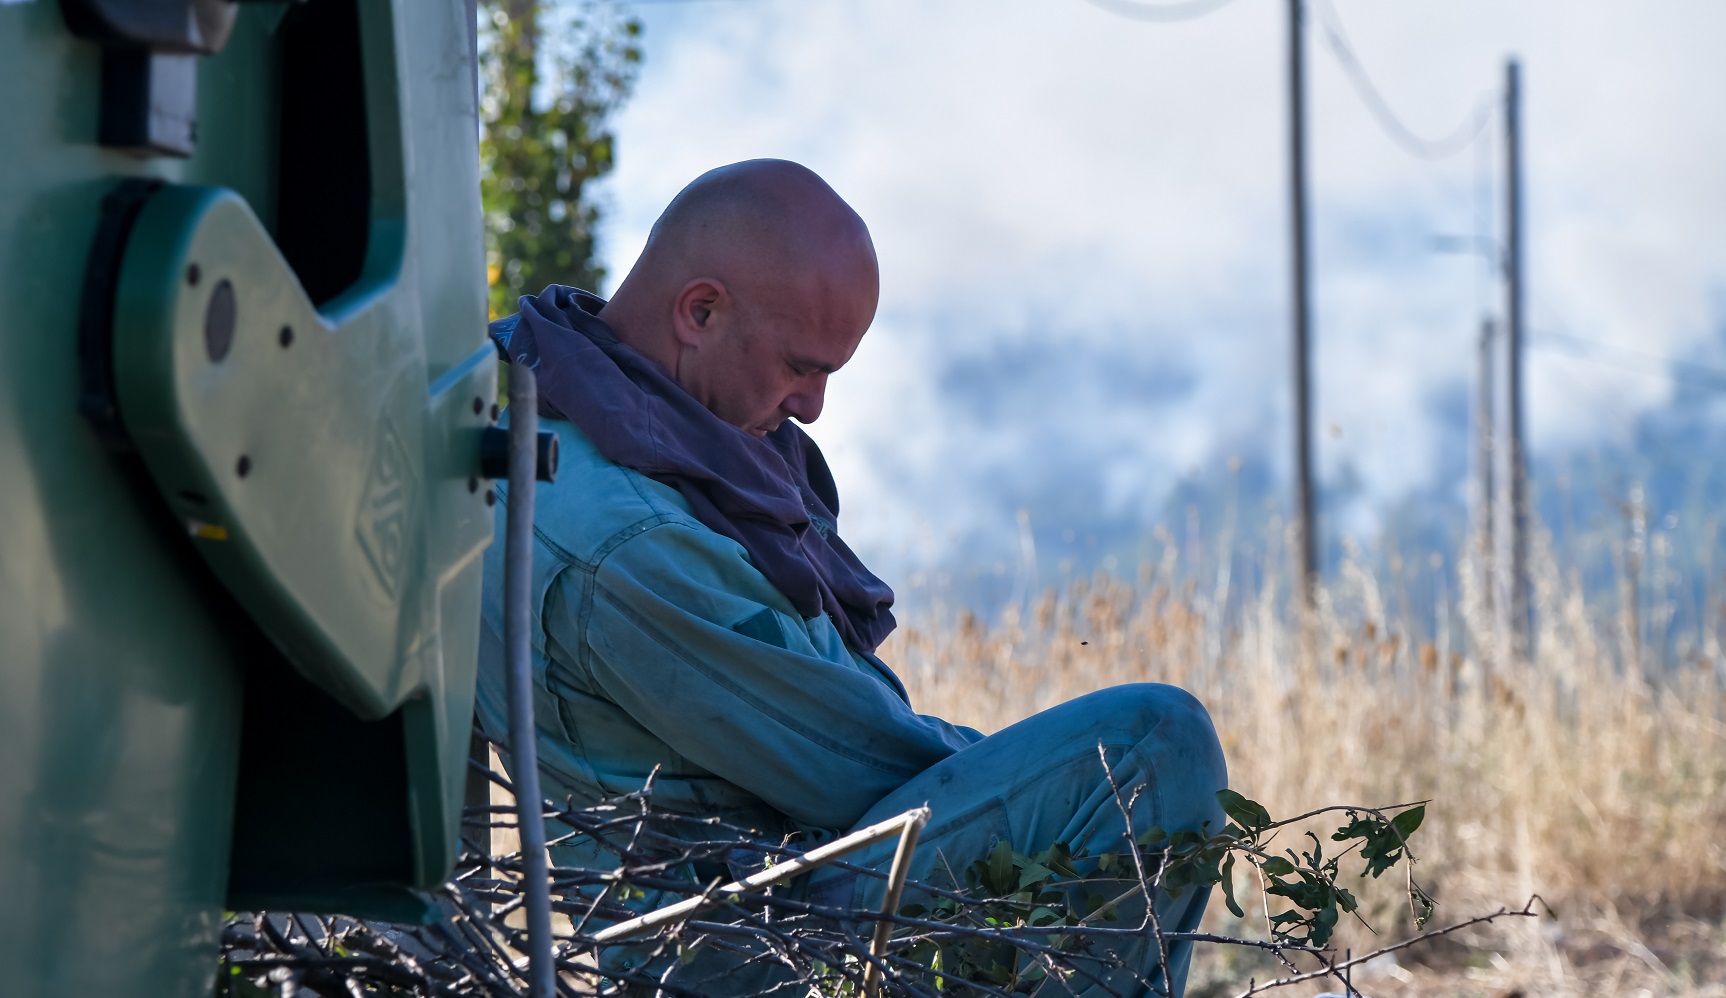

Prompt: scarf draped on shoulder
[491,285,896,655]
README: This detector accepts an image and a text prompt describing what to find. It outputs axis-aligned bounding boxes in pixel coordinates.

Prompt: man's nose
[782,373,827,424]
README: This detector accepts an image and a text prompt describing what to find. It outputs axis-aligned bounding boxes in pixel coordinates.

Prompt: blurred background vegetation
[889,537,1726,996]
[478,0,642,319]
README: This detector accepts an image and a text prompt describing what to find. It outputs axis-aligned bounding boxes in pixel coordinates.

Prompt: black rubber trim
[77,177,164,452]
[478,426,559,482]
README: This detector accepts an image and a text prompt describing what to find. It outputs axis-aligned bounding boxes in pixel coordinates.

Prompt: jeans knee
[1097,682,1219,749]
[1087,684,1228,824]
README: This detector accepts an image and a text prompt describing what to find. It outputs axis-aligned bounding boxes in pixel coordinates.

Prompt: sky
[584,0,1726,598]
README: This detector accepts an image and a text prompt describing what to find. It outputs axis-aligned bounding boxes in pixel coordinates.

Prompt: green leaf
[1260,856,1296,878]
[1304,830,1324,867]
[1310,901,1340,946]
[1220,853,1244,918]
[988,840,1015,895]
[1136,826,1169,849]
[1331,812,1377,842]
[1036,841,1080,878]
[1216,789,1272,831]
[1018,862,1056,889]
[1168,828,1205,853]
[1392,804,1426,841]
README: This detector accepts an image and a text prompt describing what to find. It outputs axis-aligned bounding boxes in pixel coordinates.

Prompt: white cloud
[591,0,1726,581]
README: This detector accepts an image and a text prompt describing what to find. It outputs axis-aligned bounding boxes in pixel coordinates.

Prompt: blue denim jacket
[474,416,982,843]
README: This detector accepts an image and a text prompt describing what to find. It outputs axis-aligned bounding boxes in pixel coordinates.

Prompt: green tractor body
[0,1,494,993]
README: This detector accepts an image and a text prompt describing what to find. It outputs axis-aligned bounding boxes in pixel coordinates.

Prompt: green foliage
[479,0,642,318]
[1334,803,1425,880]
[1258,831,1358,947]
[892,840,1113,993]
[878,792,1436,993]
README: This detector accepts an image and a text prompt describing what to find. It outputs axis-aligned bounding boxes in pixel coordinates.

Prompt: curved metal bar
[590,806,932,946]
[504,358,554,997]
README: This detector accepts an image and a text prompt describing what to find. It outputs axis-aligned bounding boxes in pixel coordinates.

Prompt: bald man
[477,160,1226,996]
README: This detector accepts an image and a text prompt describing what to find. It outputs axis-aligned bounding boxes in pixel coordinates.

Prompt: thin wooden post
[1501,58,1530,662]
[1288,0,1318,612]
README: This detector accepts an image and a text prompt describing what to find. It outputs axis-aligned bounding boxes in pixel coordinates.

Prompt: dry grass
[883,534,1726,997]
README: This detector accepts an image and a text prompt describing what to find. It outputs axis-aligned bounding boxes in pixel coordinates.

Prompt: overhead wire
[1079,0,1241,24]
[1537,349,1693,476]
[1312,0,1494,161]
[1079,0,1492,157]
[1079,0,1709,500]
[1529,330,1726,393]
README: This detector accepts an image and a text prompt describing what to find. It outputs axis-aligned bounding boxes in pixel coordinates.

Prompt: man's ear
[671,278,728,349]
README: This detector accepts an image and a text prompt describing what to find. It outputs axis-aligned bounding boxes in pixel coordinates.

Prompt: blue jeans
[831,683,1226,996]
[663,684,1228,997]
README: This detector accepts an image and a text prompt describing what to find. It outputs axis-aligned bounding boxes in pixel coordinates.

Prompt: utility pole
[1499,58,1529,662]
[1622,482,1645,676]
[1475,317,1495,624]
[1289,0,1317,609]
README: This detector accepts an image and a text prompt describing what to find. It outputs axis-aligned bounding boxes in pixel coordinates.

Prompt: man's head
[599,160,879,436]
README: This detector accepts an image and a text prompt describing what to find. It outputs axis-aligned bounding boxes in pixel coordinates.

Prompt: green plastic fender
[112,183,496,887]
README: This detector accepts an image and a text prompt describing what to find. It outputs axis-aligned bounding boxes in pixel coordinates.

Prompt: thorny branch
[217,737,1540,997]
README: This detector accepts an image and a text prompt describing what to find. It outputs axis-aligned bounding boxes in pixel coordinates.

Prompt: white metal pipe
[590,806,932,946]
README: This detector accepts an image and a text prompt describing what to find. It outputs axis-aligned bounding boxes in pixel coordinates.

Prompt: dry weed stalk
[887,531,1726,994]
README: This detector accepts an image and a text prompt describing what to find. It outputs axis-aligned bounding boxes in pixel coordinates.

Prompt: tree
[478,0,642,319]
